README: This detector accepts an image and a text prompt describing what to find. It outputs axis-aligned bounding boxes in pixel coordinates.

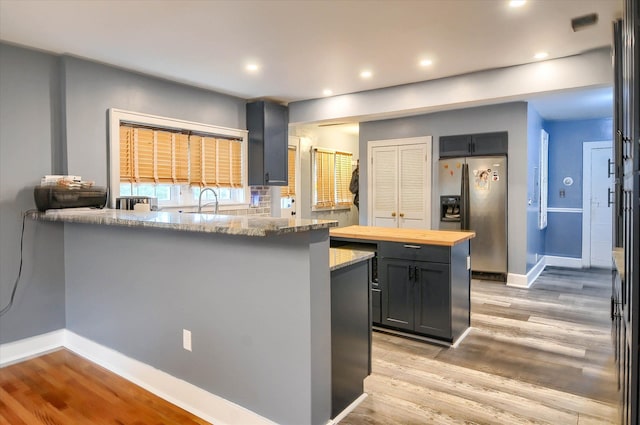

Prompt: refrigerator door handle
[460,163,471,230]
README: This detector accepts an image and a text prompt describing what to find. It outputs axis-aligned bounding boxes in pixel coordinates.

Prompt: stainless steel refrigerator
[438,156,507,280]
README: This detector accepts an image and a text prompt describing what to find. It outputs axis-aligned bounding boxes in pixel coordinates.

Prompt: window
[109,109,248,208]
[312,148,353,210]
[281,146,297,198]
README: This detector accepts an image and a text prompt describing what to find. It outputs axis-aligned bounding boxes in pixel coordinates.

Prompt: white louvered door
[370,138,431,229]
[371,146,398,227]
[398,143,429,228]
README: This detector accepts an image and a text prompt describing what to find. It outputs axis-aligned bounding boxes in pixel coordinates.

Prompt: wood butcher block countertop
[330,225,475,246]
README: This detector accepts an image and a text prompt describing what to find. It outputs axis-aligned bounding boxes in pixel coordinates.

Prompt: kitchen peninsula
[29,209,338,425]
[330,225,475,345]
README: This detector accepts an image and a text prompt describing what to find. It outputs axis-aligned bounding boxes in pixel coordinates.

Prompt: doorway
[281,137,299,218]
[582,141,613,268]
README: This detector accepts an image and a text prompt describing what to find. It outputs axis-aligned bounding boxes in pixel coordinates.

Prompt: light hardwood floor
[342,267,619,425]
[0,349,209,424]
[0,267,619,424]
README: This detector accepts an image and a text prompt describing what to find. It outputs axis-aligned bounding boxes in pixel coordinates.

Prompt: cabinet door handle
[608,188,614,207]
[414,266,419,281]
[391,212,396,217]
[399,213,405,218]
[408,266,414,280]
[403,244,421,249]
[608,159,615,177]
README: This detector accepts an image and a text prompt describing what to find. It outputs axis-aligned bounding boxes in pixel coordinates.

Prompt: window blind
[335,151,352,206]
[119,124,243,188]
[282,146,296,197]
[120,126,134,183]
[313,148,352,208]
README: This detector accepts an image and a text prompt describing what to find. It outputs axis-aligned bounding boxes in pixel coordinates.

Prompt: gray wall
[0,43,248,345]
[0,44,66,343]
[61,55,246,187]
[359,102,529,275]
[65,224,331,425]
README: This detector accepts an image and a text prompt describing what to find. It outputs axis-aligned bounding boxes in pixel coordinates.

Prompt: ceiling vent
[571,13,598,31]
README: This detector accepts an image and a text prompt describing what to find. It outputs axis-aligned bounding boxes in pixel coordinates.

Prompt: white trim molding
[328,393,368,425]
[544,255,583,269]
[506,272,529,288]
[506,254,583,289]
[0,329,66,367]
[1,330,276,425]
[581,140,613,268]
[547,207,583,213]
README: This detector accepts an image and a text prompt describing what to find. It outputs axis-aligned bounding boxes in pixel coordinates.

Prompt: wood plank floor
[0,267,619,424]
[0,349,210,425]
[342,266,619,425]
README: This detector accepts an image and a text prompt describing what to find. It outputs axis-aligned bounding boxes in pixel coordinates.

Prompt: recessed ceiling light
[246,63,259,72]
[360,70,372,79]
[534,52,548,60]
[509,0,526,7]
[419,59,433,67]
[323,89,333,96]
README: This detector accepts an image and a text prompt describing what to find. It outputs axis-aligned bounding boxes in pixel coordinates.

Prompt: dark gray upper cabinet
[439,131,508,158]
[247,101,288,186]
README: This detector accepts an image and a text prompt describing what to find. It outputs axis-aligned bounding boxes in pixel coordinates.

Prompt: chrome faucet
[198,187,219,214]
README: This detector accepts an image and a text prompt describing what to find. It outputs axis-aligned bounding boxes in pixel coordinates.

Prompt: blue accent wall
[543,117,613,258]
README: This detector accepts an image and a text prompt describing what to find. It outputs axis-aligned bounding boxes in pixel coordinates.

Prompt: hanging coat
[349,165,359,209]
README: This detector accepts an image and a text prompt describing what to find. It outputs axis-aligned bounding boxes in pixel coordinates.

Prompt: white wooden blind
[282,146,296,197]
[119,124,243,188]
[335,152,352,206]
[313,148,353,209]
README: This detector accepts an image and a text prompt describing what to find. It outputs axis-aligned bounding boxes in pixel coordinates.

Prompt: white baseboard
[1,330,275,425]
[328,393,368,425]
[544,255,583,269]
[506,272,529,288]
[0,329,65,367]
[506,255,583,289]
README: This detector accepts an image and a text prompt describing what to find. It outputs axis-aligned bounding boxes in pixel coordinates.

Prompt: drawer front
[378,241,449,263]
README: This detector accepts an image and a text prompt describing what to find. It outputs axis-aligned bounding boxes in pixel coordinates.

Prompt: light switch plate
[183,329,192,351]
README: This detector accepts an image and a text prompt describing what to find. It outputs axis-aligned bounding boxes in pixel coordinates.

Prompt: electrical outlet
[183,329,192,351]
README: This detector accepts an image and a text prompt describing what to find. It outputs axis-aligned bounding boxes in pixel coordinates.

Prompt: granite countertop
[28,208,337,237]
[330,247,375,271]
[330,225,475,246]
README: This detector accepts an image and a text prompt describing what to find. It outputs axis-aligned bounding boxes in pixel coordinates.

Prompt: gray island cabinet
[330,225,475,345]
[29,209,338,425]
[329,248,374,419]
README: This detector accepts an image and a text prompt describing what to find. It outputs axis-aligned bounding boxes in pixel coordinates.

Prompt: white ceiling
[0,0,622,120]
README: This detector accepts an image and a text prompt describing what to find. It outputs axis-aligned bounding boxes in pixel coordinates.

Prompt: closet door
[398,143,430,229]
[371,146,398,228]
[370,138,431,229]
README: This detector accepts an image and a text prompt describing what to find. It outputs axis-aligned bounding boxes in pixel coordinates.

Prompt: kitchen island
[329,247,374,419]
[330,225,475,346]
[29,209,338,425]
